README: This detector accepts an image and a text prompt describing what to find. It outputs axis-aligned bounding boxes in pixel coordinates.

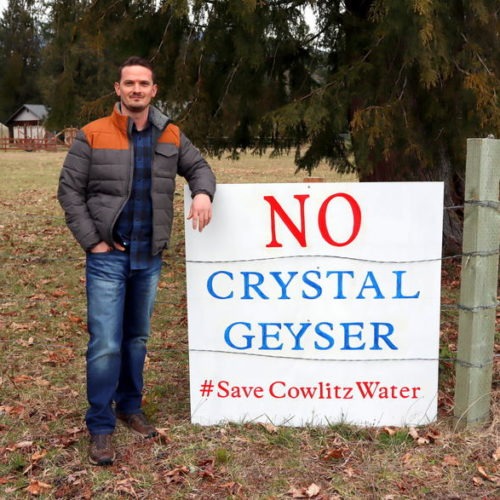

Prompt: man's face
[114,65,157,113]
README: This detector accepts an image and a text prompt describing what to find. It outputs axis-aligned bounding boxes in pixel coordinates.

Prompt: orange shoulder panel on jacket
[81,117,129,150]
[158,123,180,148]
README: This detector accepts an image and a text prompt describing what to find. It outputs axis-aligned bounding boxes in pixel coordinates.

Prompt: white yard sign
[184,182,443,427]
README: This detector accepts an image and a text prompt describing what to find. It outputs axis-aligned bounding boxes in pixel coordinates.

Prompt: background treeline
[0,0,499,251]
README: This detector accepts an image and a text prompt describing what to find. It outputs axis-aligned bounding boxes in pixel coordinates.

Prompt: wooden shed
[6,104,49,140]
[0,122,8,139]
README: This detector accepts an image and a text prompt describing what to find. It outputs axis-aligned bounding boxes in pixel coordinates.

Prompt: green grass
[0,150,498,499]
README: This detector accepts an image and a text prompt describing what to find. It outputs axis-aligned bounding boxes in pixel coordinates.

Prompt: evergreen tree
[164,0,317,152]
[39,0,90,129]
[40,0,189,128]
[268,0,500,252]
[0,0,43,121]
[33,0,499,250]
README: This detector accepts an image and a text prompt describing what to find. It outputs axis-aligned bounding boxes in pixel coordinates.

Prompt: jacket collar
[111,103,171,133]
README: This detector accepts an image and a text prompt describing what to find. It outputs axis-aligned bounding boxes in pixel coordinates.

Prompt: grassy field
[0,151,498,499]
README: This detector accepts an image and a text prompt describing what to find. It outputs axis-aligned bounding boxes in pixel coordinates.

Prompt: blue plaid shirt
[114,122,157,270]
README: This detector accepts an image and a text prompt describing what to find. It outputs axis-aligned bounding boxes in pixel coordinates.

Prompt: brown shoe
[89,433,115,466]
[116,411,158,438]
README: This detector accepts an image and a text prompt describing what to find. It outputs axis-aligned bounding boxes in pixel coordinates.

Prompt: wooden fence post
[454,138,500,428]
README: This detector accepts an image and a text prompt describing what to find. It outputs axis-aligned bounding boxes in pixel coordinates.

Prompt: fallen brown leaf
[66,470,88,484]
[197,458,216,480]
[12,440,33,450]
[10,322,34,331]
[306,483,321,497]
[54,435,78,448]
[164,465,189,484]
[31,450,47,462]
[0,405,25,416]
[42,347,75,365]
[114,478,139,498]
[155,427,171,443]
[220,481,243,495]
[442,455,460,466]
[260,422,279,433]
[476,465,498,483]
[408,427,419,440]
[65,426,85,435]
[12,375,34,384]
[25,479,52,496]
[67,313,84,324]
[408,427,430,445]
[472,476,483,486]
[34,377,50,387]
[321,446,349,461]
[425,429,441,444]
[288,483,321,498]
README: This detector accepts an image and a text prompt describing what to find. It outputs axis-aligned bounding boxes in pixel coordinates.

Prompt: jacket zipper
[108,120,134,243]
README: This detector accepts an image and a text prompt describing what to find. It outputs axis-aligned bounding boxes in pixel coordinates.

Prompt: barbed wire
[440,200,498,211]
[457,302,499,312]
[464,199,500,209]
[0,247,497,315]
[187,348,499,370]
[0,295,496,312]
[0,248,498,266]
[184,250,499,265]
[1,322,497,372]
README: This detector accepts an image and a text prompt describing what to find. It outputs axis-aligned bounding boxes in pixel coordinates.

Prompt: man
[58,56,216,466]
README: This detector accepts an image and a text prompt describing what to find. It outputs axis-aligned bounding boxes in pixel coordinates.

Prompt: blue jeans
[85,251,162,434]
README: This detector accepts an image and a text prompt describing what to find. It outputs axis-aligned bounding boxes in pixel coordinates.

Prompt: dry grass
[0,151,498,499]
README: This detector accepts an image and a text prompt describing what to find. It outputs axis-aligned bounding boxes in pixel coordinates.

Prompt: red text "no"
[264,193,362,248]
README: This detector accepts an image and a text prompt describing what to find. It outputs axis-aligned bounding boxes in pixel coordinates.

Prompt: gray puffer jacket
[58,104,216,254]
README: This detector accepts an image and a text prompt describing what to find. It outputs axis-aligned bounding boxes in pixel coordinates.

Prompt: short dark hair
[118,56,155,82]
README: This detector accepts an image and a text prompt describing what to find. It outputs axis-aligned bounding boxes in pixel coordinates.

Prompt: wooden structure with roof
[6,104,49,140]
